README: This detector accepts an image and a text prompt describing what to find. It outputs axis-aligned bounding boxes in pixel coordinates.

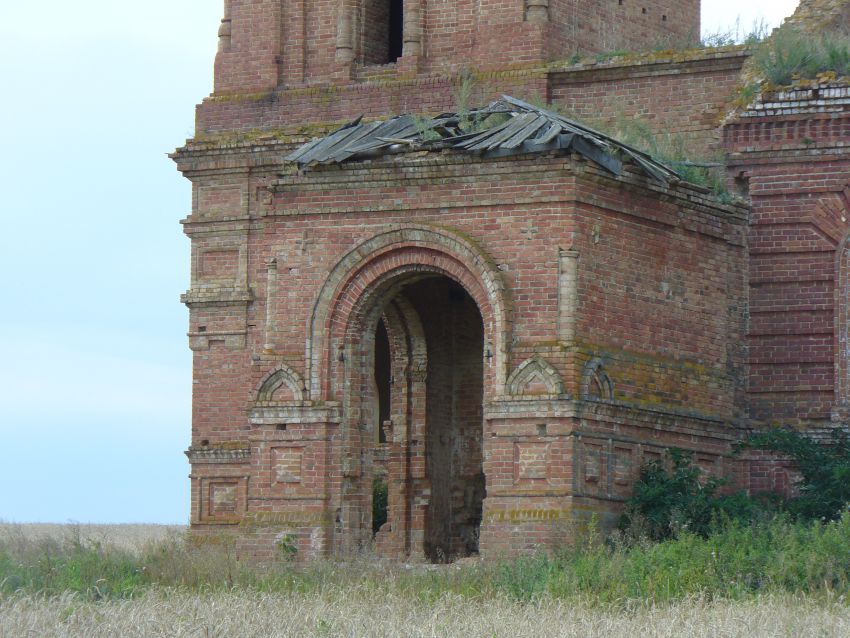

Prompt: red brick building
[173,0,850,560]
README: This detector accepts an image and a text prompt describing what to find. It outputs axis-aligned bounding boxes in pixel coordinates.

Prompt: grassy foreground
[2,518,850,636]
[3,589,849,637]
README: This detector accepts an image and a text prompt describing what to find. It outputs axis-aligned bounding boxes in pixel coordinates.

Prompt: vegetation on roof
[750,25,850,86]
[516,97,733,201]
[286,95,681,186]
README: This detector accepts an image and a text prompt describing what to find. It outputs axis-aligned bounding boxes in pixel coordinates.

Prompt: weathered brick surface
[176,140,748,559]
[211,0,697,95]
[549,49,748,156]
[175,0,850,561]
[195,50,745,149]
[725,83,850,429]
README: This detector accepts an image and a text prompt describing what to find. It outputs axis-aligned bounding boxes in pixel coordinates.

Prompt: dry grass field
[2,523,850,637]
[0,523,185,553]
[2,589,849,637]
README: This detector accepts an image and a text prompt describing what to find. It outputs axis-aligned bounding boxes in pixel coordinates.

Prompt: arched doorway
[307,225,510,561]
[355,274,486,561]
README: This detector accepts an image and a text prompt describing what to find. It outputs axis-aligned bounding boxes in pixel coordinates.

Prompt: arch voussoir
[307,226,511,402]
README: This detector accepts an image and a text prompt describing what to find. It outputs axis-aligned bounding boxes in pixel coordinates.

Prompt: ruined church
[173,0,850,561]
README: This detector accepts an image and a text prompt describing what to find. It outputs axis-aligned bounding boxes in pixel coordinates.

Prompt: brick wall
[725,83,850,429]
[194,49,748,172]
[548,0,699,55]
[210,0,700,96]
[361,0,393,64]
[549,49,748,157]
[174,143,748,558]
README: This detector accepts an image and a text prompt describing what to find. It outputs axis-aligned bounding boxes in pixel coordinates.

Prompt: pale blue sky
[0,1,799,524]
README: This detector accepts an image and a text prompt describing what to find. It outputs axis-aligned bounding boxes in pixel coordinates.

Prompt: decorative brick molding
[185,446,251,465]
[306,225,511,401]
[829,188,850,422]
[506,356,565,399]
[581,358,614,401]
[739,85,850,119]
[254,363,306,404]
[835,208,850,423]
[248,403,341,427]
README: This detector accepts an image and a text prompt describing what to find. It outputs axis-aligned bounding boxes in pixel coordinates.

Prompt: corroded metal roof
[285,95,680,184]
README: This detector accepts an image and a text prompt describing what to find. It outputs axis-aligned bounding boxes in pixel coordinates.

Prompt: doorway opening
[403,277,485,561]
[374,319,391,444]
[359,273,486,561]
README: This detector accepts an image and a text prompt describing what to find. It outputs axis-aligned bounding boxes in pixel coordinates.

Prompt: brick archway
[306,225,511,403]
[332,271,487,559]
[307,225,507,559]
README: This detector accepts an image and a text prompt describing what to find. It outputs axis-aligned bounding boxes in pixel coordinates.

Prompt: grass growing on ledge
[514,96,733,198]
[752,26,850,86]
[599,116,731,199]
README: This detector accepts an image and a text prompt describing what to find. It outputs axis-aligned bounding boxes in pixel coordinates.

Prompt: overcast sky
[0,1,800,524]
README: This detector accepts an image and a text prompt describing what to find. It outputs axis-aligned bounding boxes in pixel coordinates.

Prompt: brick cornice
[549,47,751,83]
[180,287,253,306]
[185,446,250,464]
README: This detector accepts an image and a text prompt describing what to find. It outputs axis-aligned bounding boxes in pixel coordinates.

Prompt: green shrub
[619,449,767,541]
[740,428,850,522]
[513,514,850,602]
[0,532,143,599]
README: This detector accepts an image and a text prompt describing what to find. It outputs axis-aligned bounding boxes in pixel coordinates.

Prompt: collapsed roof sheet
[285,95,680,184]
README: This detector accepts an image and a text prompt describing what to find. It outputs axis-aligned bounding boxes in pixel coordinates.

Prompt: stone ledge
[549,46,750,77]
[737,83,850,119]
[185,446,251,464]
[249,403,342,425]
[181,287,253,306]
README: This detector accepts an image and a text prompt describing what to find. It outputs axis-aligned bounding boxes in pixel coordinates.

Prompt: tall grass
[752,26,850,85]
[592,115,730,197]
[3,515,850,604]
[489,514,850,603]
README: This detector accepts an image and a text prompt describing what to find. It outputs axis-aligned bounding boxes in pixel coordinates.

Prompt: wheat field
[2,523,850,637]
[0,523,186,553]
[2,589,849,637]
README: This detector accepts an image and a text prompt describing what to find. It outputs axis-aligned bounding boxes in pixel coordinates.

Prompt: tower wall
[210,0,700,95]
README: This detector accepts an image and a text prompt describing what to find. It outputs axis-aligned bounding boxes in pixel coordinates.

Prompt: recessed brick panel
[211,483,238,514]
[272,446,304,485]
[199,477,247,522]
[197,184,243,218]
[612,445,633,492]
[200,249,239,279]
[514,442,549,482]
[583,442,604,488]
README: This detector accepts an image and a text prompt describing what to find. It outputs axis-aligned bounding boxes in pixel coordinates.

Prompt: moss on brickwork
[547,45,751,74]
[785,0,850,33]
[201,441,249,451]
